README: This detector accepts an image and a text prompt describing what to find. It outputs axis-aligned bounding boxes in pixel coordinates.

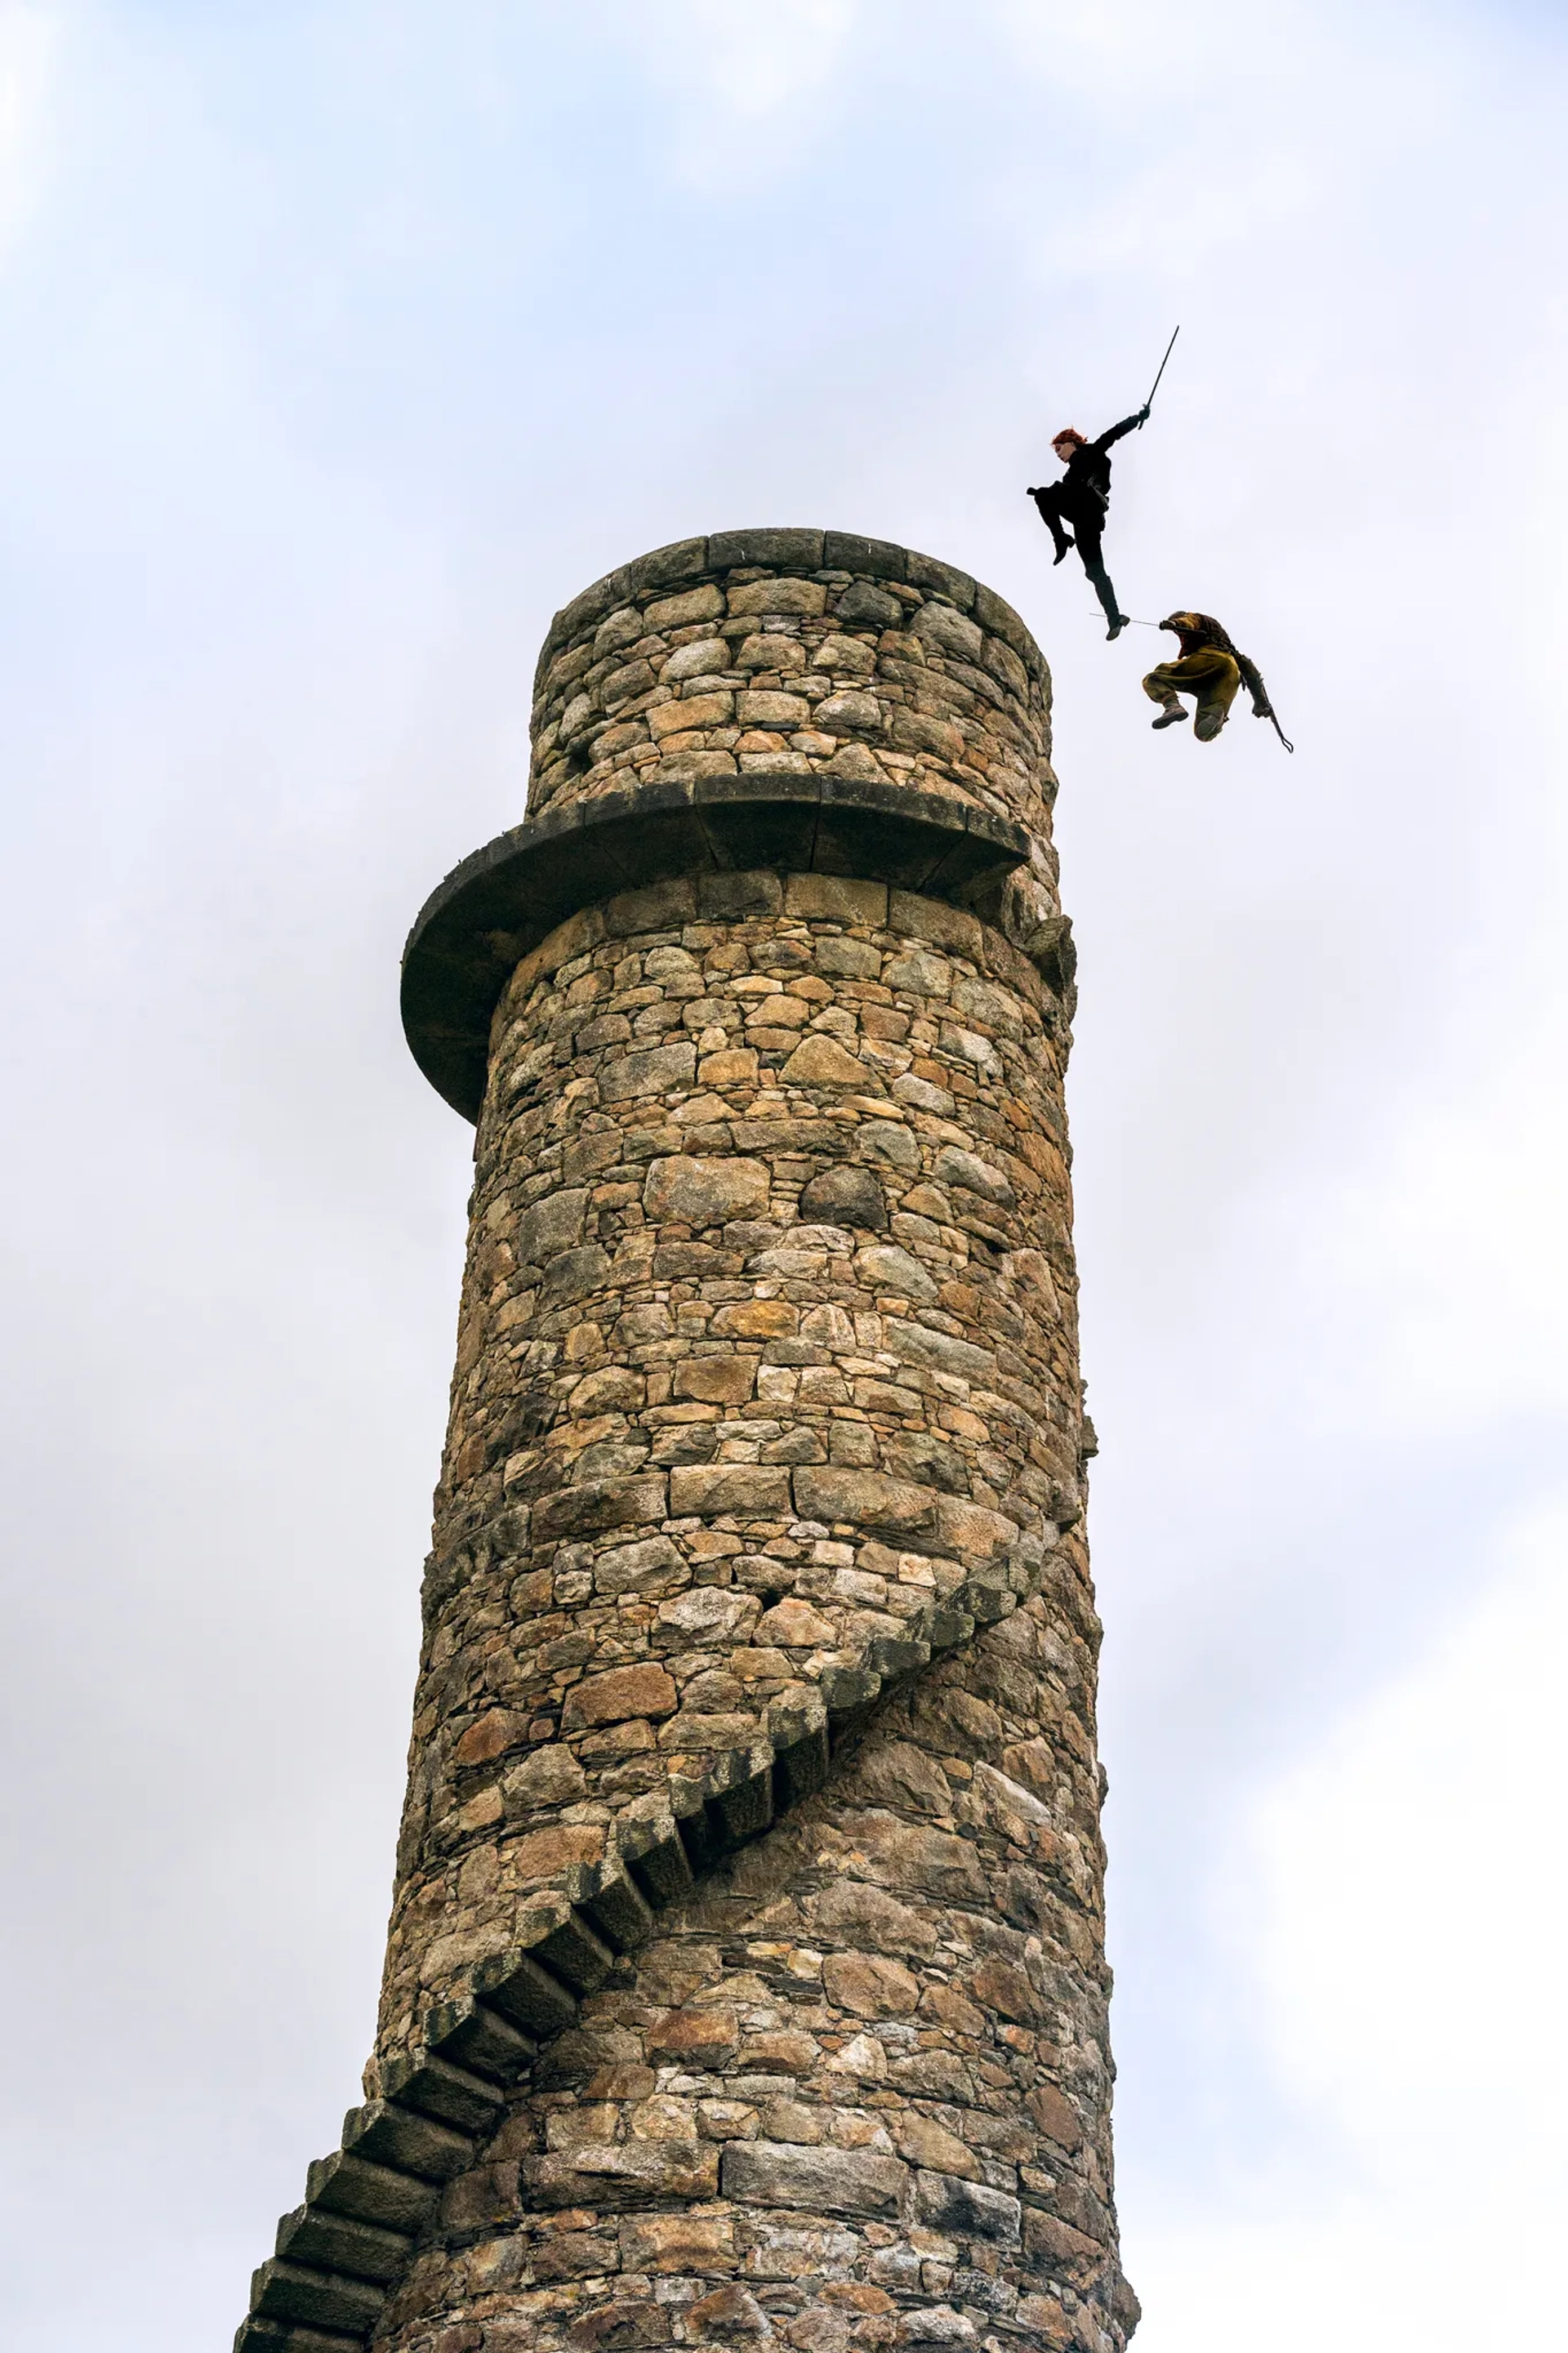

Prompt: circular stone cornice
[401,771,1031,1122]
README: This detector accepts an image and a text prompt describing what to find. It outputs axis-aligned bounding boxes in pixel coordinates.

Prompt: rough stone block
[823,533,908,581]
[1021,2207,1103,2283]
[792,1466,937,1536]
[642,582,724,631]
[903,551,976,608]
[721,2141,907,2221]
[935,1497,1021,1562]
[303,2150,438,2235]
[822,1950,920,2017]
[778,1034,875,1087]
[618,2212,738,2275]
[854,1243,939,1302]
[753,1595,835,1647]
[563,2302,670,2349]
[915,2168,1022,2244]
[880,1321,995,1384]
[972,580,1040,670]
[274,2204,412,2285]
[644,1155,771,1225]
[422,1994,537,2086]
[662,636,729,681]
[250,2258,385,2334]
[532,1475,668,1544]
[562,1662,678,1727]
[696,868,783,919]
[592,1533,685,1597]
[672,1354,755,1405]
[599,1042,697,1103]
[933,1144,1016,1205]
[710,1299,797,1338]
[603,876,697,935]
[340,2100,474,2184]
[234,2322,365,2353]
[783,871,888,925]
[376,2050,506,2137]
[624,538,710,598]
[649,691,733,738]
[814,690,883,736]
[523,2138,719,2210]
[738,689,810,727]
[668,1463,791,1517]
[645,2006,742,2062]
[911,601,985,664]
[709,528,825,570]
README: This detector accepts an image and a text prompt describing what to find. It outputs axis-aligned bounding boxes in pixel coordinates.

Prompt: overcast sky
[2,3,1565,2346]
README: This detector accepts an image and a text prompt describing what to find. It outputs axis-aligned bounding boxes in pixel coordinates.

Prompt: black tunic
[1054,413,1143,522]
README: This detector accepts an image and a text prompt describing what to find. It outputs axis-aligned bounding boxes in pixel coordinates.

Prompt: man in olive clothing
[1142,610,1280,743]
[1027,405,1147,639]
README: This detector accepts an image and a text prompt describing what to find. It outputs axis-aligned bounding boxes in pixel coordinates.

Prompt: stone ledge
[401,781,1034,1121]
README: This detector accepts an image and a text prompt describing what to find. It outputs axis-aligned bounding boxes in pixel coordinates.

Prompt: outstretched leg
[1027,486,1075,566]
[1143,652,1243,742]
[1074,518,1129,639]
[1143,664,1189,729]
[1192,653,1243,742]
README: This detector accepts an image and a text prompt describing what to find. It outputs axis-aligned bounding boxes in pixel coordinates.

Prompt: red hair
[1052,427,1087,449]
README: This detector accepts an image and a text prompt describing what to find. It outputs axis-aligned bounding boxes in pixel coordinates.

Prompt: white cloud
[606,0,858,177]
[0,2,55,256]
[1130,1503,1568,2349]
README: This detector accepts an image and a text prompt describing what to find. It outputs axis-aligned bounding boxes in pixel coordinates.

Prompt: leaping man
[1142,611,1290,748]
[1027,406,1147,640]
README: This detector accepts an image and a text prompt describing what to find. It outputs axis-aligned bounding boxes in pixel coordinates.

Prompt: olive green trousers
[1143,648,1241,739]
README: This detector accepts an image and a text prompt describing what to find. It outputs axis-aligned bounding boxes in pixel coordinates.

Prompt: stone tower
[238,529,1137,2353]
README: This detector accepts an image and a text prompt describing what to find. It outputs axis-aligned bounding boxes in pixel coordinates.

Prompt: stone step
[518,1893,616,1994]
[249,2256,385,2335]
[238,1512,1074,2350]
[570,1858,657,1954]
[234,2318,366,2353]
[275,2204,413,2284]
[305,2147,440,2234]
[616,1801,697,1909]
[866,1633,933,1681]
[470,1945,579,2039]
[421,1991,537,2085]
[340,2098,476,2183]
[376,2047,507,2137]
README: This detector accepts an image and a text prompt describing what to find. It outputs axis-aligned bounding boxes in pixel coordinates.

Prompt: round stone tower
[238,529,1138,2353]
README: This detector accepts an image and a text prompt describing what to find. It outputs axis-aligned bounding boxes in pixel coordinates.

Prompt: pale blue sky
[2,4,1566,2346]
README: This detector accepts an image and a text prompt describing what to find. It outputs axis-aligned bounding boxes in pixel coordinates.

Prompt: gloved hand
[1137,403,1151,426]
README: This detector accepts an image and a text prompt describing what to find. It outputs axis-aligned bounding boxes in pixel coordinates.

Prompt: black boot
[1094,574,1130,639]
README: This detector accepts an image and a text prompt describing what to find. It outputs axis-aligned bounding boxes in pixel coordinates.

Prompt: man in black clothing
[1027,406,1147,639]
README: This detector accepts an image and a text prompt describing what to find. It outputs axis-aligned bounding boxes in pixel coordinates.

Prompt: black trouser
[1030,488,1124,627]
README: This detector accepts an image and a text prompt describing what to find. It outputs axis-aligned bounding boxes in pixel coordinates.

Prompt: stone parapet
[525,530,1053,844]
[235,537,1134,2353]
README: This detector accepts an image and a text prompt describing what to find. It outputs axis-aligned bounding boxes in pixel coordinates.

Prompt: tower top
[402,528,1056,1119]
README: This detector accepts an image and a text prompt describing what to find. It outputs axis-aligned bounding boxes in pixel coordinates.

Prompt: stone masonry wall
[381,870,1084,2052]
[522,528,1060,927]
[363,860,1132,2352]
[234,537,1134,2353]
